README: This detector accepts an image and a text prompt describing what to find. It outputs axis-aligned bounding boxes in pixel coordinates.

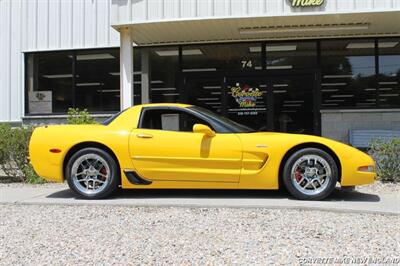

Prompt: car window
[101,108,128,125]
[140,109,213,132]
[189,106,255,133]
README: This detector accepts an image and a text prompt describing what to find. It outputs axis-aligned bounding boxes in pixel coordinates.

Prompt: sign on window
[28,91,52,114]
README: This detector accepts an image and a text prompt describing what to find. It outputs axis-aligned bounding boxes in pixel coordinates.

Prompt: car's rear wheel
[282,148,338,200]
[66,147,119,199]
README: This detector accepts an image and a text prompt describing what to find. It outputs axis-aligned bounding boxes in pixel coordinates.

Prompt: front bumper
[341,170,376,186]
[340,150,376,186]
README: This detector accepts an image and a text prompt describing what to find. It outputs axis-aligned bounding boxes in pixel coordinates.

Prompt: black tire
[66,147,120,199]
[282,148,338,200]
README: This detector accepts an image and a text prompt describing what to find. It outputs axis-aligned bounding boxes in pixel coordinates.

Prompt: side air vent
[124,170,152,185]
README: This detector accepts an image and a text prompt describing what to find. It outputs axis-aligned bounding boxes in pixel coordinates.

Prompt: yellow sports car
[29,103,376,200]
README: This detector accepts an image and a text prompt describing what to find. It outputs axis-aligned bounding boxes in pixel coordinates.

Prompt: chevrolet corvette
[29,103,376,200]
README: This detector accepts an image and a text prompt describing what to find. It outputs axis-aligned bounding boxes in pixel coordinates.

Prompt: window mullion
[375,38,380,108]
[72,52,77,109]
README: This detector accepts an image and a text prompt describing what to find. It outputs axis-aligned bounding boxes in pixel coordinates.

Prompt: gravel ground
[0,205,399,266]
[353,181,400,194]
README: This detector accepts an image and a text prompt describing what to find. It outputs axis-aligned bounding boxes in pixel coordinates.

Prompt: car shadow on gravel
[46,188,380,202]
[327,189,380,202]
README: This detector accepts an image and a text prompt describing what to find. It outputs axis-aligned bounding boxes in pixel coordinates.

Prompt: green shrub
[369,137,400,182]
[0,124,10,163]
[0,124,13,177]
[67,108,98,125]
[0,108,97,183]
[23,163,45,184]
[0,124,44,183]
[0,124,19,179]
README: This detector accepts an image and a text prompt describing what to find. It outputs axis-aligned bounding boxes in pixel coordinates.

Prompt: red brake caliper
[295,168,303,182]
[99,167,107,181]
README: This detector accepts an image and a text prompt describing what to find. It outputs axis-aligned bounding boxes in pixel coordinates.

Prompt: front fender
[236,132,375,189]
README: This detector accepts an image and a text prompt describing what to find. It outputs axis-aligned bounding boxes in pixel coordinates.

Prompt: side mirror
[193,124,216,137]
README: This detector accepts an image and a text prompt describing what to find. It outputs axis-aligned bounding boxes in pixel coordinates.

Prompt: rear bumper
[33,163,64,183]
[29,127,65,183]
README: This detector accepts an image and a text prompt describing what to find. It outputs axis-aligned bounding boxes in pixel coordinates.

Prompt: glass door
[225,77,269,131]
[183,73,318,135]
[184,77,224,114]
[269,75,316,134]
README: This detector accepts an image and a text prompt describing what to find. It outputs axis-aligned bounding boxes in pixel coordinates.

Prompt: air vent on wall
[239,23,370,34]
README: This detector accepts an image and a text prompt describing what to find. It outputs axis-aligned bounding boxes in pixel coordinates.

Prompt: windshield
[189,106,255,133]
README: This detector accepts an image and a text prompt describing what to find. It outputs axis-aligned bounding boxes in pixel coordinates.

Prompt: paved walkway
[1,186,399,215]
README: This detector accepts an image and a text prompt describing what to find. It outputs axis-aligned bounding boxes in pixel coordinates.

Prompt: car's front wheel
[282,148,338,200]
[66,147,119,199]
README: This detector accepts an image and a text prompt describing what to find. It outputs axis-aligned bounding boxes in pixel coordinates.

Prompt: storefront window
[26,48,120,115]
[149,46,180,103]
[182,43,262,72]
[266,41,317,70]
[25,39,399,117]
[321,39,377,108]
[75,49,120,112]
[185,77,223,114]
[27,51,73,114]
[378,38,400,108]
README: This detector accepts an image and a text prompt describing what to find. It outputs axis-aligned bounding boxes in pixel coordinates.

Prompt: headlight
[358,165,375,172]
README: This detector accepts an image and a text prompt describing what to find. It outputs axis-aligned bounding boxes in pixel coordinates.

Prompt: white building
[1,0,399,142]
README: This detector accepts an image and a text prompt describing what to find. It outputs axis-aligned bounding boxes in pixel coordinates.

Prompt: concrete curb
[1,186,399,215]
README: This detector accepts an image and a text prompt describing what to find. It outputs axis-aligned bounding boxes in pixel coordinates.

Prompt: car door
[129,107,242,183]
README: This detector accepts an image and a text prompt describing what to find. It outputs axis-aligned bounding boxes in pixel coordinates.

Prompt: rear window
[102,109,127,125]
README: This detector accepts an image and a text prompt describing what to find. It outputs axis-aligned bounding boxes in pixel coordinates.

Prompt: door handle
[137,133,153,139]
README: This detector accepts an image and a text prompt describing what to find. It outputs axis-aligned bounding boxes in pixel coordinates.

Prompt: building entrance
[183,71,319,135]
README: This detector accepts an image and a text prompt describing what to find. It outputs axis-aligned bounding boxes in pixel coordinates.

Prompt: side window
[140,109,212,132]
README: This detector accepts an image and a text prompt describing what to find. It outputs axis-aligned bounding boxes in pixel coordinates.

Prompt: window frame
[138,106,216,133]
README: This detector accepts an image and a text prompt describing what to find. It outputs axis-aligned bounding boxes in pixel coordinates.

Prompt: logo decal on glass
[35,92,46,101]
[231,83,263,108]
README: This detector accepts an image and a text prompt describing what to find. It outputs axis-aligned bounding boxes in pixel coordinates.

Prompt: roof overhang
[112,10,400,46]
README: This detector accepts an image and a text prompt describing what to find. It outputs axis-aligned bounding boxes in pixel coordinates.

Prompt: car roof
[108,103,194,127]
[135,103,192,108]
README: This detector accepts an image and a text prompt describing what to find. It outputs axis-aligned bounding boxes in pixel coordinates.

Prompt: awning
[112,10,400,46]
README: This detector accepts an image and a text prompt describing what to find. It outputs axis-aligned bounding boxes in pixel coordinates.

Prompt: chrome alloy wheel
[290,154,332,196]
[71,153,111,195]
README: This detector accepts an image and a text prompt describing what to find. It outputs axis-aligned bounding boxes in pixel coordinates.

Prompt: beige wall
[321,110,400,143]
